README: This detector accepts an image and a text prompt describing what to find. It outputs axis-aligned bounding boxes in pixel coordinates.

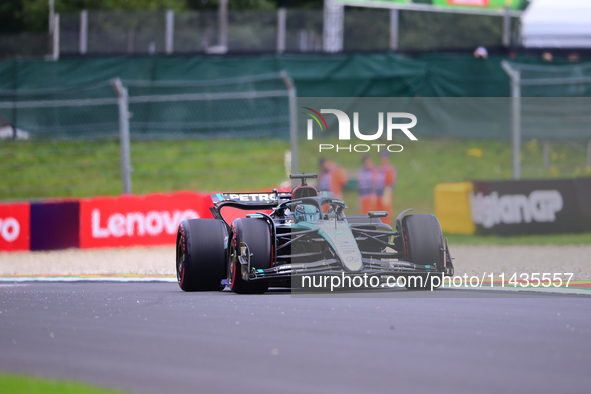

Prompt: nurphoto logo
[303,107,418,153]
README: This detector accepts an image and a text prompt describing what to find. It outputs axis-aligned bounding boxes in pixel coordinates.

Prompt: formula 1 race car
[176,173,453,293]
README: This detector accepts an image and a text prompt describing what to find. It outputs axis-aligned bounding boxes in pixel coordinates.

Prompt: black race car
[176,173,453,293]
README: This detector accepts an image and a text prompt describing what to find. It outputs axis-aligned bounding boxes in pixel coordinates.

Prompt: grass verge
[0,374,128,394]
[2,138,590,208]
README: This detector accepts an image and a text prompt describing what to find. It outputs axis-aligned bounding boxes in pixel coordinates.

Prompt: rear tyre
[176,219,227,292]
[398,214,444,290]
[228,218,272,294]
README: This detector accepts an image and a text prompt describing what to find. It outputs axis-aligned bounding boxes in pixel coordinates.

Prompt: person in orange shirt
[358,155,376,215]
[374,151,397,226]
[318,158,348,199]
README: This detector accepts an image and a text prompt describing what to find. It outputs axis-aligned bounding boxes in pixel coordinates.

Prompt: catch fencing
[502,61,591,179]
[1,6,519,59]
[0,73,295,199]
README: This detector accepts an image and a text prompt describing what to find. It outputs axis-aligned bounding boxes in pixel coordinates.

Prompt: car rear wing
[211,191,292,205]
[209,190,292,225]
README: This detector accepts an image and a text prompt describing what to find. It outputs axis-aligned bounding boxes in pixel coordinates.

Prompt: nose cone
[317,221,363,272]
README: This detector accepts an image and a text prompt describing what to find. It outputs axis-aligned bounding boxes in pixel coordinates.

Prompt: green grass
[2,138,589,206]
[0,374,128,394]
[0,139,288,200]
[1,137,590,245]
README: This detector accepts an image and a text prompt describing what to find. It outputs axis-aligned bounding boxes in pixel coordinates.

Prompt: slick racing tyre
[399,214,444,290]
[228,218,273,294]
[176,219,227,292]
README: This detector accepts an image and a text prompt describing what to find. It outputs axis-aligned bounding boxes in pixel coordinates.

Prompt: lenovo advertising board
[30,201,80,251]
[80,192,213,248]
[0,202,30,252]
[471,178,591,235]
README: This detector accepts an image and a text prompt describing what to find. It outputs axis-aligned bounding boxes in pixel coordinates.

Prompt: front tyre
[399,214,444,290]
[176,219,227,292]
[228,218,273,294]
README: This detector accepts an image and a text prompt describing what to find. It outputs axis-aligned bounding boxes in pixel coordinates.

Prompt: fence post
[502,6,511,47]
[277,8,286,53]
[80,10,88,55]
[281,71,298,174]
[11,59,18,139]
[111,78,132,195]
[389,9,399,51]
[502,61,521,179]
[323,0,344,53]
[49,0,55,35]
[219,0,228,49]
[510,71,521,179]
[542,141,550,169]
[52,13,60,61]
[165,9,174,55]
[543,141,551,169]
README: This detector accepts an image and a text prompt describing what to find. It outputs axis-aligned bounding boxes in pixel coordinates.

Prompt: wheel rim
[228,240,237,289]
[176,234,184,284]
[228,255,236,289]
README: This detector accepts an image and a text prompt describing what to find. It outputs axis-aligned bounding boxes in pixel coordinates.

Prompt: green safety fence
[0,53,513,98]
[0,53,590,141]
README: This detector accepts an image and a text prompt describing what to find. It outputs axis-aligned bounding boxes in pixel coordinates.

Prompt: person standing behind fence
[374,151,397,226]
[318,158,331,193]
[318,158,348,199]
[358,155,376,215]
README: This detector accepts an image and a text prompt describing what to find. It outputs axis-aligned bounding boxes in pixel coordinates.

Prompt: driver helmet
[294,204,320,222]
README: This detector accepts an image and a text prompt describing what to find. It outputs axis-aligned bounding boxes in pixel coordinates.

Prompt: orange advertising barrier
[0,202,30,252]
[79,192,213,249]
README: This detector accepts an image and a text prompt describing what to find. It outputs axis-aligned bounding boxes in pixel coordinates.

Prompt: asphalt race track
[1,282,590,394]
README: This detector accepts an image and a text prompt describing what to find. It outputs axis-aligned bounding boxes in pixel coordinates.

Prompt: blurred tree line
[0,0,323,33]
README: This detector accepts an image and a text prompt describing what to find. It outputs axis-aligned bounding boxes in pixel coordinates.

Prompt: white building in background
[521,0,591,47]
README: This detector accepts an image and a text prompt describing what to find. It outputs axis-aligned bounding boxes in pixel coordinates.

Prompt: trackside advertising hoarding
[30,201,80,251]
[471,178,591,235]
[432,0,523,10]
[335,0,524,11]
[0,202,30,252]
[80,192,213,248]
